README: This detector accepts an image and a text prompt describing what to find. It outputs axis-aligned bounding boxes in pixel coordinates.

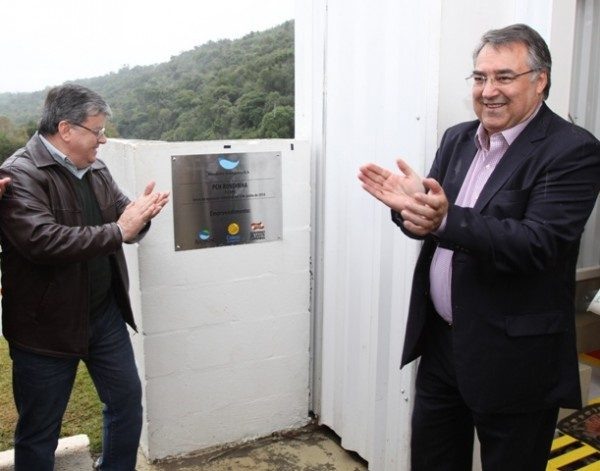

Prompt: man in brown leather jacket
[0,84,169,471]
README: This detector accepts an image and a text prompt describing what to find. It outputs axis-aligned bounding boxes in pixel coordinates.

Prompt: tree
[258,106,294,138]
[0,116,28,164]
[0,20,295,141]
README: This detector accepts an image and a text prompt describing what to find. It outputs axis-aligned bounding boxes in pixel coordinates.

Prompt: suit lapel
[443,131,477,205]
[474,104,550,212]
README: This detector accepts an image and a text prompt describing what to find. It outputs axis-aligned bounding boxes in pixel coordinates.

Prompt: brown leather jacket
[0,134,145,357]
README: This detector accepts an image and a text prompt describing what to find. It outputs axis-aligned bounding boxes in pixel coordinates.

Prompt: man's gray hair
[473,23,552,99]
[38,84,112,135]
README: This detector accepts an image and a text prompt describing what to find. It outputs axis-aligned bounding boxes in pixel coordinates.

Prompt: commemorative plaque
[171,152,282,250]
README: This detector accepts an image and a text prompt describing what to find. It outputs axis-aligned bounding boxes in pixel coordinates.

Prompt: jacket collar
[26,132,107,171]
[443,126,478,205]
[474,102,552,211]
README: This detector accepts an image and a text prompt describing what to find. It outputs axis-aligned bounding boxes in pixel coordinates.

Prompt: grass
[0,337,103,454]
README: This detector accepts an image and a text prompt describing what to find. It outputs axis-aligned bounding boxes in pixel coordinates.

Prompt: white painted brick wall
[99,139,311,460]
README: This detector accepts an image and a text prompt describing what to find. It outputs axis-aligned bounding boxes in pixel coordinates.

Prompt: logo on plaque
[227,223,240,235]
[198,229,211,241]
[218,156,240,170]
[250,221,266,240]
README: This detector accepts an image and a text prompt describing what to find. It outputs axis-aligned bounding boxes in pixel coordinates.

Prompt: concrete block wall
[100,138,311,460]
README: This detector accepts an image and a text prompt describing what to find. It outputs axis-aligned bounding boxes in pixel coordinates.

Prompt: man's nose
[481,78,500,96]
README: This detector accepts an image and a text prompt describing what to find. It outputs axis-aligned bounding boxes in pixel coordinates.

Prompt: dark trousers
[10,297,143,471]
[411,314,559,471]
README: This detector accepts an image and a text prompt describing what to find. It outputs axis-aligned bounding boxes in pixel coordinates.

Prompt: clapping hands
[358,159,448,236]
[117,181,170,242]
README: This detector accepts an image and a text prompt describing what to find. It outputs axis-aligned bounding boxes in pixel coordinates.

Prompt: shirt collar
[38,133,90,179]
[475,101,543,150]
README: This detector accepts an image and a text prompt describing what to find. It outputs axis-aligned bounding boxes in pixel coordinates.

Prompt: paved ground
[137,426,368,471]
[0,425,368,471]
[0,434,95,470]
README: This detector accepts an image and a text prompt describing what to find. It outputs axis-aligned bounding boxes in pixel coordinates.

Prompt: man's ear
[536,70,548,96]
[57,120,72,142]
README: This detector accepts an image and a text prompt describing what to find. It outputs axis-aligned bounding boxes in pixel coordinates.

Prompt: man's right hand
[0,177,11,199]
[117,181,170,242]
[358,159,425,213]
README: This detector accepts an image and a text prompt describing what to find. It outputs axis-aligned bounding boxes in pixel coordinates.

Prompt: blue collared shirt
[38,133,90,180]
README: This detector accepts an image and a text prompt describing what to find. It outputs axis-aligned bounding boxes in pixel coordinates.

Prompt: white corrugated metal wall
[571,0,600,268]
[296,1,442,469]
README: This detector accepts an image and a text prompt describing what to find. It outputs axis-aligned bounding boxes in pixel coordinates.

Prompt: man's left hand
[401,178,448,236]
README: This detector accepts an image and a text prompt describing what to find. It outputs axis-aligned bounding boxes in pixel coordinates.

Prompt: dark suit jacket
[395,103,600,414]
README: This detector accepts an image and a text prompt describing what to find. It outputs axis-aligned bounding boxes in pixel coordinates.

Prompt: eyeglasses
[466,69,539,87]
[69,122,106,139]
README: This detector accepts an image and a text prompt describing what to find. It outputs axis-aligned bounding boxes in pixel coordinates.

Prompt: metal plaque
[171,152,282,250]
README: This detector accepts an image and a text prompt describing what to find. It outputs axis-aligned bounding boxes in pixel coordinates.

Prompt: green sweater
[70,173,113,318]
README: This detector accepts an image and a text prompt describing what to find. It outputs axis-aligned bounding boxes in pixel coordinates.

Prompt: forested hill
[0,20,294,142]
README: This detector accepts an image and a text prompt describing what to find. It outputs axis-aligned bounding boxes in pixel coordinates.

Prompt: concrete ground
[0,425,368,471]
[0,434,95,471]
[137,425,368,471]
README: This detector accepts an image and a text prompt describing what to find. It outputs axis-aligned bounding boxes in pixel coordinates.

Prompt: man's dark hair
[38,84,112,135]
[473,23,552,99]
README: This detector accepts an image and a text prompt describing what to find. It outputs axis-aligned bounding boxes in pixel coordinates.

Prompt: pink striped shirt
[429,105,542,323]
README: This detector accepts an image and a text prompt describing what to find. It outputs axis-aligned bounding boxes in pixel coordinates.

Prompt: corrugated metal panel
[571,0,600,269]
[298,1,442,469]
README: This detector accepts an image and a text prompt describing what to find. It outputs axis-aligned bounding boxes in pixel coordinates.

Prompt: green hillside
[0,20,293,157]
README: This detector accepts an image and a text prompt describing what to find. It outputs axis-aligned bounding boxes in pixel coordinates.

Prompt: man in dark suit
[358,24,600,470]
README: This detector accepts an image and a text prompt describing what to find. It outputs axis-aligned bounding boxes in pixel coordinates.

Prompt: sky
[0,0,294,94]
